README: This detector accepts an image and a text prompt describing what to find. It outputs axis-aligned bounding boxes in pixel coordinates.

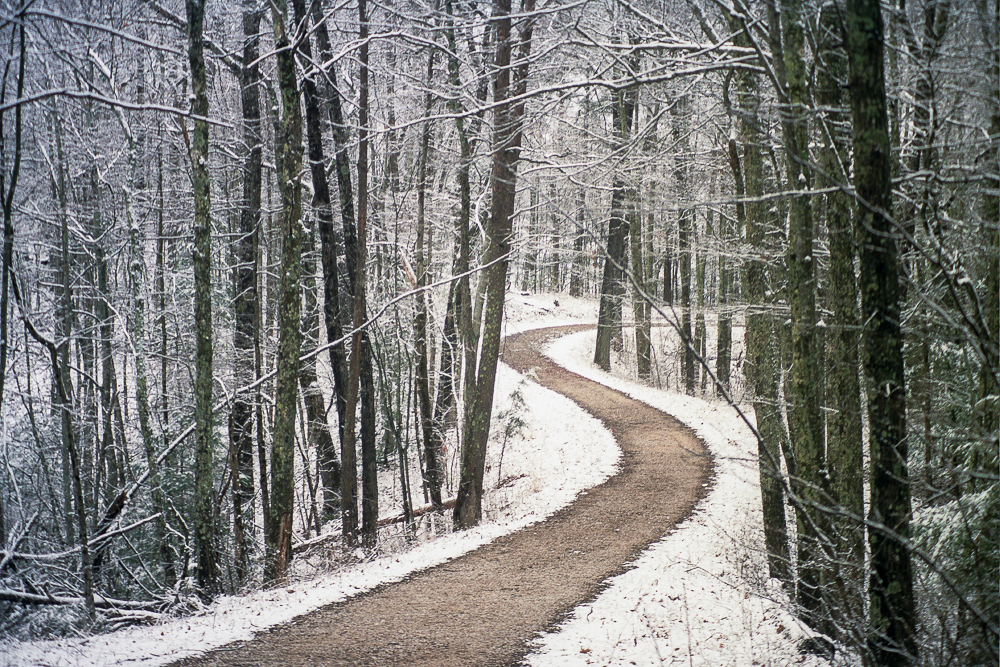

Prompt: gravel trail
[174,324,712,667]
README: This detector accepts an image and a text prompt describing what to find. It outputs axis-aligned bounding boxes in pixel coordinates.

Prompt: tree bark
[723,16,791,580]
[816,2,864,644]
[414,50,443,508]
[0,14,24,545]
[570,188,585,297]
[309,0,367,543]
[230,0,263,583]
[291,0,344,523]
[629,197,651,380]
[186,0,218,597]
[594,65,638,372]
[846,0,917,661]
[454,0,536,529]
[266,0,305,582]
[771,0,828,628]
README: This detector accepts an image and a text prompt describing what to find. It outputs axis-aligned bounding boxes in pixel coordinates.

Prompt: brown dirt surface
[173,324,712,667]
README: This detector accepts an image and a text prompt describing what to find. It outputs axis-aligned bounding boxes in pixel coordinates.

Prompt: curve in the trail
[175,324,712,667]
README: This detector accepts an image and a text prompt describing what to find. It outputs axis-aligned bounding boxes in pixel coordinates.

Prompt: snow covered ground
[524,325,844,666]
[1,293,840,666]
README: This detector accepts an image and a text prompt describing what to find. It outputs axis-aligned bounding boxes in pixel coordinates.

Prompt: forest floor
[3,296,840,667]
[169,324,713,666]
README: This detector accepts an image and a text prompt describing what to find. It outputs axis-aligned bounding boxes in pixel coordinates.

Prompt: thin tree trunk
[726,38,791,581]
[340,0,378,547]
[186,0,218,597]
[266,0,304,582]
[570,188,585,297]
[716,206,732,396]
[454,0,536,529]
[679,209,693,396]
[357,0,378,547]
[310,1,362,541]
[414,50,443,508]
[695,221,707,393]
[292,0,344,523]
[549,182,561,291]
[230,0,262,584]
[0,15,24,525]
[124,144,176,589]
[630,197,651,379]
[444,0,479,424]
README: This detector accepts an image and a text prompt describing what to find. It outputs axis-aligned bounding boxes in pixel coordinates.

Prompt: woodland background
[0,0,995,665]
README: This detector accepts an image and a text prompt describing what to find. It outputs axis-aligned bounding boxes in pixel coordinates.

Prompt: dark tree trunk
[846,0,917,661]
[444,0,479,415]
[0,17,24,547]
[290,0,342,523]
[186,0,218,597]
[570,189,585,297]
[266,0,304,583]
[341,0,378,547]
[309,0,374,544]
[679,209,694,395]
[816,2,864,645]
[770,0,828,629]
[230,0,263,584]
[630,199,651,380]
[594,69,638,372]
[454,0,536,529]
[414,50,443,508]
[724,17,791,580]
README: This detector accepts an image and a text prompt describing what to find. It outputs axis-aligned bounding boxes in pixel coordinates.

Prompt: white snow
[523,326,845,666]
[0,293,613,667]
[1,293,842,667]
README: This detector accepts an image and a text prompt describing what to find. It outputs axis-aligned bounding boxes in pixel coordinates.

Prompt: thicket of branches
[0,0,994,665]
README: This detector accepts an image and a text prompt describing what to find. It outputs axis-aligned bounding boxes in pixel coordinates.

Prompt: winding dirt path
[175,324,711,667]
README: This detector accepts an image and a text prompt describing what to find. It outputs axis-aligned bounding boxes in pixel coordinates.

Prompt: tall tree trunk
[695,219,707,393]
[414,50,443,508]
[291,0,343,524]
[679,209,693,395]
[672,98,695,395]
[594,65,638,372]
[523,187,538,292]
[357,0,379,548]
[444,0,480,423]
[267,0,304,582]
[570,188,585,297]
[0,12,24,519]
[846,0,917,661]
[309,1,365,542]
[816,2,864,645]
[630,197,651,380]
[772,0,828,628]
[725,26,791,581]
[340,0,378,547]
[716,217,732,396]
[454,0,536,529]
[549,182,561,291]
[123,142,176,589]
[230,0,262,584]
[187,0,218,598]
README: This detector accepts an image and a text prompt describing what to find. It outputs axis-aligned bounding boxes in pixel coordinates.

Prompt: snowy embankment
[523,326,840,666]
[2,293,836,667]
[0,294,613,667]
